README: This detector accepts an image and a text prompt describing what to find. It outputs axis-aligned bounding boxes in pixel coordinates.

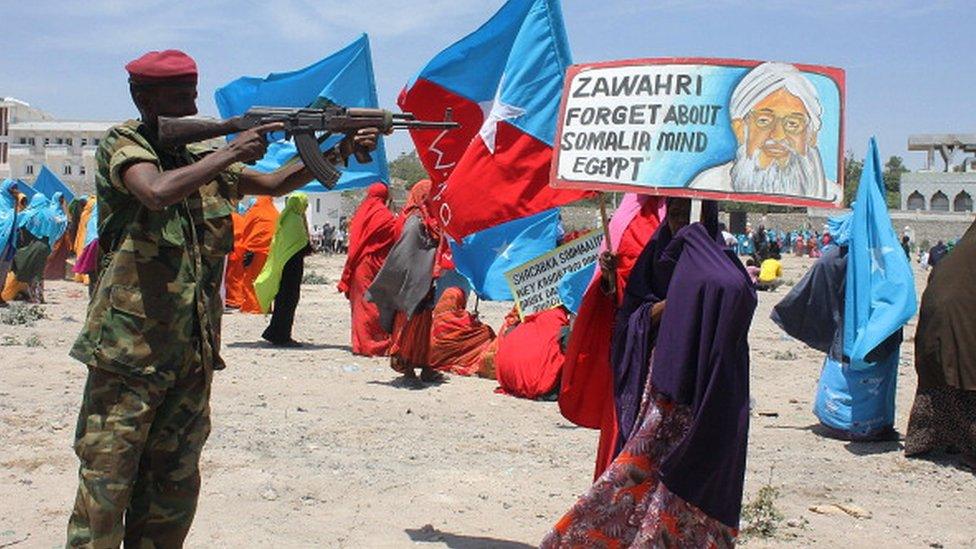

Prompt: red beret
[126,50,197,85]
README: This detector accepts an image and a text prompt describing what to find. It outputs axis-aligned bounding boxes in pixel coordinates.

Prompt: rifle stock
[157,116,252,148]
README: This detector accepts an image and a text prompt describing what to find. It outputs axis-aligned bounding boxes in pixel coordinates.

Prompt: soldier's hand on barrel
[338,127,382,160]
[227,122,284,163]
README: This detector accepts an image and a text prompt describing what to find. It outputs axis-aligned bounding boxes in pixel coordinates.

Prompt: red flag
[398,0,590,240]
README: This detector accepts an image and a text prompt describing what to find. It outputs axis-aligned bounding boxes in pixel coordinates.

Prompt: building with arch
[901,134,976,213]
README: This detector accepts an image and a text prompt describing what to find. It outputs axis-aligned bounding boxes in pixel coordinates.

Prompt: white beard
[730,142,828,199]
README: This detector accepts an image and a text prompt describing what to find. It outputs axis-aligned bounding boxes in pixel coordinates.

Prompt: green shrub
[0,304,46,327]
[302,271,330,285]
[741,483,785,539]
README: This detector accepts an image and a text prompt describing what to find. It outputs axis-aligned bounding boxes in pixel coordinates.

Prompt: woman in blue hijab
[0,180,19,306]
[3,193,65,303]
[43,192,73,280]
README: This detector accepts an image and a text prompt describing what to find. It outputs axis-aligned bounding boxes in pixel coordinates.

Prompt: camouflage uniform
[67,120,241,548]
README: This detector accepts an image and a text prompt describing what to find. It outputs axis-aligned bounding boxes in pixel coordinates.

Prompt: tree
[843,151,863,207]
[387,151,429,188]
[843,153,904,209]
[883,155,908,208]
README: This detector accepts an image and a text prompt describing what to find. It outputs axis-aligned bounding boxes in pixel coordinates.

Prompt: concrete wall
[747,209,973,249]
[560,203,974,250]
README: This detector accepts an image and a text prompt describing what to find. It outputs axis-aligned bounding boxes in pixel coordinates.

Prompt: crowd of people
[3,48,972,549]
[6,161,973,546]
[310,220,348,254]
[7,162,974,547]
[0,183,91,306]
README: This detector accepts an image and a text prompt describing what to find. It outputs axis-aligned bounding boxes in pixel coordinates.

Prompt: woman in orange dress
[428,287,495,377]
[235,196,279,313]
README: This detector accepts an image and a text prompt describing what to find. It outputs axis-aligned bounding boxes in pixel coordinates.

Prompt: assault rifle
[157,105,459,188]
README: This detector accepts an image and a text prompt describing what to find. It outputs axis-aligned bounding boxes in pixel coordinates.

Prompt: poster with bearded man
[551,58,844,207]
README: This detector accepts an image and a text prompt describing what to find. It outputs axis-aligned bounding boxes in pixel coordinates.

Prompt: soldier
[66,50,382,547]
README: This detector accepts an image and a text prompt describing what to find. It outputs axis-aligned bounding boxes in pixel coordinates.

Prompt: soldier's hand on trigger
[226,122,285,164]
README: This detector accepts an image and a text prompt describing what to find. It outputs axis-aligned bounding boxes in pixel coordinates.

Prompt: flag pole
[598,192,617,296]
[599,193,613,254]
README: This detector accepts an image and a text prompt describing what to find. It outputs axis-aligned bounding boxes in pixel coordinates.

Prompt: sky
[2,0,972,170]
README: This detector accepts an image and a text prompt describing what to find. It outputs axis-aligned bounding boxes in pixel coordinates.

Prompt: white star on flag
[492,239,513,260]
[869,246,894,275]
[478,79,525,155]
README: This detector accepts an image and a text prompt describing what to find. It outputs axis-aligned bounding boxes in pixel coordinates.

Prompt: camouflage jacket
[70,120,242,380]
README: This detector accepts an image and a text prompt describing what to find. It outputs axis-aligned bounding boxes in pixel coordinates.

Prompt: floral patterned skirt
[541,380,736,548]
[905,386,976,458]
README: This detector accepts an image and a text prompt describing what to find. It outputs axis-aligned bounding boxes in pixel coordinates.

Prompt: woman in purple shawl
[543,198,757,547]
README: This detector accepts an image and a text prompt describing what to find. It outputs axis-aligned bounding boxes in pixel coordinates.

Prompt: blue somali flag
[32,165,75,202]
[844,138,917,368]
[558,260,596,314]
[215,34,388,192]
[813,138,917,437]
[450,208,561,301]
[14,179,36,200]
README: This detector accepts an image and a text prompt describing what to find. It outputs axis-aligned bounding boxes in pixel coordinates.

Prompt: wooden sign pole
[599,193,614,254]
[598,192,617,296]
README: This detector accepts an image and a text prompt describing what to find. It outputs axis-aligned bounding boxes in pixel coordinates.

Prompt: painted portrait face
[735,88,814,169]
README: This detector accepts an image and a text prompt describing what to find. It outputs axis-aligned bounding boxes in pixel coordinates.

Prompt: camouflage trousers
[66,362,212,548]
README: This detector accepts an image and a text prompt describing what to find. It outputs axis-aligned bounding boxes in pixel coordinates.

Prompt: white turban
[729,62,822,132]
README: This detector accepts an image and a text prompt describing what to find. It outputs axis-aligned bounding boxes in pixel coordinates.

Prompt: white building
[902,134,976,213]
[0,97,52,176]
[273,191,358,238]
[0,97,115,195]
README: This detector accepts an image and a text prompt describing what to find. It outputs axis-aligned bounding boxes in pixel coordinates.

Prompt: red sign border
[549,57,847,209]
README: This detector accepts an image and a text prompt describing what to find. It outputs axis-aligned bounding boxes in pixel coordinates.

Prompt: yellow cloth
[73,198,96,284]
[254,194,309,314]
[758,259,782,283]
[2,272,28,301]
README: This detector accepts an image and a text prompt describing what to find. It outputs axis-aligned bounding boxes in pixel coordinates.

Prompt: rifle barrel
[392,121,461,129]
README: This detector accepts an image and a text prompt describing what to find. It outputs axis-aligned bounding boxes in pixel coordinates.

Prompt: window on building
[954,191,973,213]
[906,191,925,211]
[93,138,100,146]
[931,191,950,212]
[316,199,321,213]
[66,138,73,146]
[64,164,73,176]
[43,137,50,146]
[18,137,26,145]
[25,165,34,175]
[27,137,35,146]
[79,166,86,176]
[56,137,64,145]
[81,138,88,147]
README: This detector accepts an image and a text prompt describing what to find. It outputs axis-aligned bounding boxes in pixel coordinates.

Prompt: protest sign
[551,58,845,208]
[505,230,602,319]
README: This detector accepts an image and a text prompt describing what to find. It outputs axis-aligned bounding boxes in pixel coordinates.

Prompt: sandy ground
[1,253,974,548]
